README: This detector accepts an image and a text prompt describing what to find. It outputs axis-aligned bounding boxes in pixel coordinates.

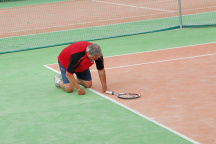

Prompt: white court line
[105,42,216,58]
[91,0,176,12]
[90,52,216,72]
[135,0,174,5]
[43,64,60,74]
[88,88,200,144]
[183,6,216,12]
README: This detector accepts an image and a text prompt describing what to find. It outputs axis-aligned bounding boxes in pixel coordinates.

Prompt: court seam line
[88,88,200,144]
[91,0,176,12]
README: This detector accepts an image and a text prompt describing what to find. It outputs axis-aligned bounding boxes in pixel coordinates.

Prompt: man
[54,41,108,95]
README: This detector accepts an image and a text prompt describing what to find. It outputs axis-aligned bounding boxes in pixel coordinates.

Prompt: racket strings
[118,93,140,99]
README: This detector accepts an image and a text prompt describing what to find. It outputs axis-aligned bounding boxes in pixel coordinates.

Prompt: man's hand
[78,88,86,95]
[102,89,108,93]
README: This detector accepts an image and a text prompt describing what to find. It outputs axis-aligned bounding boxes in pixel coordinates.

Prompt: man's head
[86,43,102,60]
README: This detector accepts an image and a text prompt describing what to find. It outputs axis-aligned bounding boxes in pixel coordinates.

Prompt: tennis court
[0,0,216,144]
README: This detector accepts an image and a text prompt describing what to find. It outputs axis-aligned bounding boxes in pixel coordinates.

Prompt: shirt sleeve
[95,56,104,70]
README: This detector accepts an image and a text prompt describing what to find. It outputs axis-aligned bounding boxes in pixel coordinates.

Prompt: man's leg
[59,81,74,93]
[76,69,92,88]
[56,62,74,93]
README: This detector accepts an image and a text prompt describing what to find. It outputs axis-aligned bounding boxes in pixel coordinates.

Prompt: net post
[178,0,183,29]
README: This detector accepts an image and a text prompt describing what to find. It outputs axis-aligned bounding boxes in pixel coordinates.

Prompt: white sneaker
[54,74,62,87]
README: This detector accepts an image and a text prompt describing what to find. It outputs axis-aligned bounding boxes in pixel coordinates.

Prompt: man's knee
[84,82,92,88]
[78,79,92,88]
[65,87,74,93]
[63,84,74,93]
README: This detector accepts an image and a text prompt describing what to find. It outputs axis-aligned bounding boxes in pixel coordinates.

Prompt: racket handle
[105,91,113,95]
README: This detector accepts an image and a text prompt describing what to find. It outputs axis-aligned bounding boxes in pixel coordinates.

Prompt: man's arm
[66,71,85,95]
[98,69,108,92]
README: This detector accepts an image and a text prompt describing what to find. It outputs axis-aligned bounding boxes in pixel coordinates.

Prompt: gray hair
[86,43,102,56]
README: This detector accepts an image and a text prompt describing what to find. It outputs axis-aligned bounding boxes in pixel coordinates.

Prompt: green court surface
[0,0,70,8]
[1,27,215,144]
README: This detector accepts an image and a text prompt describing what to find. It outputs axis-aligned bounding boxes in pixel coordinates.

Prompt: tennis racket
[105,91,141,99]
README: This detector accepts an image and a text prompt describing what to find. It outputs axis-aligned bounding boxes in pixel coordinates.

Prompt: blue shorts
[58,62,92,84]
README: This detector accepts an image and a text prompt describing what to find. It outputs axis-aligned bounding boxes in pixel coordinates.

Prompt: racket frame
[105,91,140,99]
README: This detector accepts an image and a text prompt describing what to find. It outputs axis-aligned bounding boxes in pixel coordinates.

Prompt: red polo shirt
[58,41,104,73]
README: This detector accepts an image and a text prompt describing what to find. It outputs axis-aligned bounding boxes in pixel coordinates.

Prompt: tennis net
[0,0,215,54]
